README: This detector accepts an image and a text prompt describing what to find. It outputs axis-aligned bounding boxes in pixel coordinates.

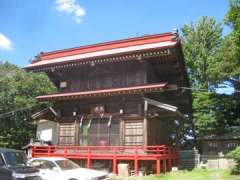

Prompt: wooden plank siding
[51,62,147,93]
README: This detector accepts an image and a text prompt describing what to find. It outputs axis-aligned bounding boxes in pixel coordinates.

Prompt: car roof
[0,148,22,153]
[31,157,67,161]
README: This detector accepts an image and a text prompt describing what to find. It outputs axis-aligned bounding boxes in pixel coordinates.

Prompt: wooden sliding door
[58,123,76,145]
[79,117,120,146]
[124,118,144,146]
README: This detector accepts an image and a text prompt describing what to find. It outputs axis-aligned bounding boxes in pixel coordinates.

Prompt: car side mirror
[52,167,59,172]
[31,162,41,168]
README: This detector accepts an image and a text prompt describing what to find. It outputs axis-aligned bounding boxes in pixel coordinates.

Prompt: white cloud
[55,0,85,23]
[0,33,12,51]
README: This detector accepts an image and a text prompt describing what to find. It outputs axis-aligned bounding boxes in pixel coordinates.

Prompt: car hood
[61,168,108,179]
[8,166,39,174]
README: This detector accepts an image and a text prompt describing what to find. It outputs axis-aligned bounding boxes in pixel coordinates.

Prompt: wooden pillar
[168,159,172,171]
[134,156,138,176]
[75,118,80,145]
[173,158,176,167]
[56,122,60,145]
[134,147,138,176]
[156,158,161,176]
[87,159,91,169]
[113,157,117,174]
[169,148,172,170]
[175,152,178,167]
[166,147,171,171]
[119,118,124,146]
[87,147,91,168]
[163,159,167,172]
[144,100,148,146]
[113,147,117,174]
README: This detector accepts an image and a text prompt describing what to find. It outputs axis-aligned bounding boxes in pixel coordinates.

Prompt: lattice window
[59,123,76,145]
[124,119,144,146]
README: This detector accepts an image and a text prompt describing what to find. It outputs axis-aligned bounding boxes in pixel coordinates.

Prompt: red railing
[32,145,178,176]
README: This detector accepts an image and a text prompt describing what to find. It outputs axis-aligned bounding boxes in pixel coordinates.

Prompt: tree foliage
[181,16,222,89]
[209,33,240,89]
[193,92,240,137]
[181,13,240,140]
[181,17,222,139]
[210,0,240,91]
[226,0,240,38]
[0,62,56,149]
[227,146,240,174]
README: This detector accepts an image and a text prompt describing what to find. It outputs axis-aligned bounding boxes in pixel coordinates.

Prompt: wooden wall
[44,52,191,147]
[50,61,147,93]
[57,95,143,118]
[147,116,177,146]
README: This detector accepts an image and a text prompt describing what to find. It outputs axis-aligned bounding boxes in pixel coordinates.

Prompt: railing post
[47,146,51,157]
[87,147,91,169]
[32,146,35,158]
[144,146,147,153]
[168,148,172,171]
[134,147,138,176]
[156,158,160,176]
[64,146,67,158]
[113,147,117,174]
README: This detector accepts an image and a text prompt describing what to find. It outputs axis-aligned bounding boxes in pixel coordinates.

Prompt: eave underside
[36,83,172,101]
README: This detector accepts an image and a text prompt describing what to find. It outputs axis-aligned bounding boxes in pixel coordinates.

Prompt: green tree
[181,16,223,89]
[210,0,240,92]
[192,92,217,136]
[226,0,240,39]
[0,61,56,149]
[181,15,240,140]
[193,92,240,137]
[181,17,223,140]
[227,146,240,174]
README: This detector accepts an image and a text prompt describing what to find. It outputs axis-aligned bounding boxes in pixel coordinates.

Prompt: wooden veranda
[32,145,178,176]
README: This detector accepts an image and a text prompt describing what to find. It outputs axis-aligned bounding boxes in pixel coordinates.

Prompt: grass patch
[116,169,240,180]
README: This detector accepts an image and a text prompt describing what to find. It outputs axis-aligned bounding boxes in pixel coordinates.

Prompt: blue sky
[0,0,230,68]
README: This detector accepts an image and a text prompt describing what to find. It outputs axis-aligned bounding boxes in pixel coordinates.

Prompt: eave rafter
[36,83,173,101]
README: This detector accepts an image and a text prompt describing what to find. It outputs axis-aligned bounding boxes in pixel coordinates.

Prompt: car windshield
[3,151,27,167]
[55,159,80,170]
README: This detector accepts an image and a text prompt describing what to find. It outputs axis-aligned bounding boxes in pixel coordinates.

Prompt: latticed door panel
[124,119,144,146]
[58,123,76,145]
[79,118,120,146]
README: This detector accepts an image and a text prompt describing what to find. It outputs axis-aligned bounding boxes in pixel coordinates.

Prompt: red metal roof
[37,83,168,101]
[27,33,178,69]
[39,33,175,61]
